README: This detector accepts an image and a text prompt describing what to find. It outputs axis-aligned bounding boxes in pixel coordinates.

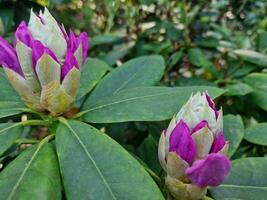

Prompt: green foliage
[210,157,267,200]
[0,0,267,199]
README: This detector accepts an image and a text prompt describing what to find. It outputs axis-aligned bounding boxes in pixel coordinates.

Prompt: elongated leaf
[87,55,165,104]
[0,143,61,200]
[136,134,161,174]
[81,86,224,123]
[224,83,253,96]
[210,157,267,200]
[77,58,109,99]
[56,119,164,200]
[0,70,26,118]
[245,123,267,145]
[188,48,218,76]
[0,123,23,156]
[245,73,267,111]
[223,115,244,157]
[233,49,267,67]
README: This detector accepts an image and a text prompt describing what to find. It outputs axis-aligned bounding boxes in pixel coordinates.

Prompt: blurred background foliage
[1,0,267,173]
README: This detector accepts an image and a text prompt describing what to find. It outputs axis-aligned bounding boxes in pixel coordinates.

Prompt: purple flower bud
[0,36,22,75]
[159,92,231,197]
[169,120,196,165]
[1,8,89,115]
[69,31,89,64]
[15,21,34,47]
[185,153,231,187]
[32,40,58,69]
[61,48,79,79]
[211,132,226,153]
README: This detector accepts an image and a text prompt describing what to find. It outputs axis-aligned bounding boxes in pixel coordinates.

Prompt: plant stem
[15,138,39,144]
[17,120,50,127]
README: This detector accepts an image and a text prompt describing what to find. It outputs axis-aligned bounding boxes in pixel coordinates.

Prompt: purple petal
[68,31,89,64]
[205,93,219,119]
[169,120,196,165]
[61,49,79,79]
[59,24,68,41]
[77,32,89,63]
[211,132,226,153]
[191,120,208,134]
[0,36,22,75]
[32,40,58,69]
[185,153,231,187]
[14,21,34,47]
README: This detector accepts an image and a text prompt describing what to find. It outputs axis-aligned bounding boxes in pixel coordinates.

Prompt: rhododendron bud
[158,92,231,200]
[0,8,89,115]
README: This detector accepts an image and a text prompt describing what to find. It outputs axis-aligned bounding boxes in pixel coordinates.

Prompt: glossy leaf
[224,83,253,96]
[136,134,161,174]
[56,119,164,200]
[233,49,267,67]
[188,48,218,76]
[0,70,26,118]
[77,58,109,99]
[0,143,61,200]
[0,123,23,156]
[223,115,244,157]
[81,86,224,123]
[245,123,267,145]
[245,73,267,111]
[210,157,267,200]
[87,55,165,104]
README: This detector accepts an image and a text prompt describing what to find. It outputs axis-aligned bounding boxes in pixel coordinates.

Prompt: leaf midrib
[7,144,43,200]
[0,123,20,135]
[217,184,267,189]
[63,121,117,199]
[83,90,175,115]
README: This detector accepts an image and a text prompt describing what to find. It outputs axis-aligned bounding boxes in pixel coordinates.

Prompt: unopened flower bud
[159,92,231,200]
[0,8,89,115]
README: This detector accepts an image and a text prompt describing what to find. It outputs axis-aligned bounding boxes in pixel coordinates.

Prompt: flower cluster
[159,92,231,200]
[0,8,88,115]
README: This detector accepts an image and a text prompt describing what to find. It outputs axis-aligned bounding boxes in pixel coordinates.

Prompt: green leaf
[188,48,218,76]
[245,73,267,111]
[244,123,267,145]
[0,143,61,200]
[87,55,165,104]
[56,119,164,200]
[233,49,267,67]
[0,7,14,34]
[223,115,244,157]
[210,157,267,200]
[90,34,125,47]
[81,86,224,123]
[136,134,161,174]
[224,83,253,96]
[0,123,23,156]
[0,70,25,118]
[77,58,109,99]
[100,46,131,66]
[256,31,267,52]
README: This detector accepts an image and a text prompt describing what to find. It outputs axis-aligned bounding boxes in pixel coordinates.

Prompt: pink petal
[191,120,208,134]
[14,21,34,47]
[211,132,226,153]
[0,36,22,75]
[205,93,219,119]
[61,48,79,79]
[68,30,89,64]
[32,40,58,69]
[185,153,231,187]
[169,120,196,165]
